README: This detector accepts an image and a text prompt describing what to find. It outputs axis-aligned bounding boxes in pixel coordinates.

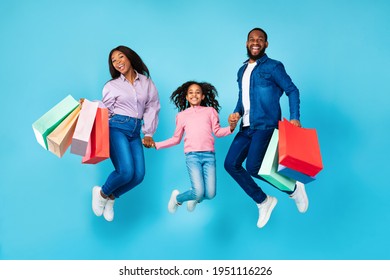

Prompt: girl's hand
[142,136,155,148]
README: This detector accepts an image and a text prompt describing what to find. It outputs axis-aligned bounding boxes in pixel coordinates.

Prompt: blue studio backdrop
[1,0,389,259]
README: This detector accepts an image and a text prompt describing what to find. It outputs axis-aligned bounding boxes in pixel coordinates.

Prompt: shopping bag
[278,118,323,177]
[46,105,81,158]
[32,95,79,150]
[70,99,99,156]
[82,107,110,164]
[277,164,316,184]
[258,129,296,192]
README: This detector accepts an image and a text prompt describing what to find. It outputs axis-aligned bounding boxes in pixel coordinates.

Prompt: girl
[152,81,236,213]
[92,46,160,222]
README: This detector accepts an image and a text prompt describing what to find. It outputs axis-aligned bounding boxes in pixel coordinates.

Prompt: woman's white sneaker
[103,199,115,222]
[92,186,108,216]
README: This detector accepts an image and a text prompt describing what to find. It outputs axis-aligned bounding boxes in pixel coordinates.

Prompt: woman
[92,46,160,222]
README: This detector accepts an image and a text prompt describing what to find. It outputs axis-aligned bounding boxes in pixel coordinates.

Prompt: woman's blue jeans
[176,151,216,204]
[224,127,293,204]
[102,115,145,198]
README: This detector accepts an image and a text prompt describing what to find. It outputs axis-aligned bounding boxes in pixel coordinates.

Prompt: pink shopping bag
[70,99,99,156]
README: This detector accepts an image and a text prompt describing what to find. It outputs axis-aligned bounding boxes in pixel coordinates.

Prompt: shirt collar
[120,71,140,82]
[243,53,268,65]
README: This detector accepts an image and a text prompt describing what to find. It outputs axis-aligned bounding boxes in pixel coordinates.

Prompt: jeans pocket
[110,114,130,124]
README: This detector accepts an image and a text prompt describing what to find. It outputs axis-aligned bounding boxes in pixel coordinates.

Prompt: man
[224,27,308,228]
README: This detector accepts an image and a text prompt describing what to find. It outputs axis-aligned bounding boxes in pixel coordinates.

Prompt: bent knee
[133,172,145,185]
[246,163,260,177]
[224,158,235,173]
[117,170,134,183]
[193,190,205,201]
[205,191,216,200]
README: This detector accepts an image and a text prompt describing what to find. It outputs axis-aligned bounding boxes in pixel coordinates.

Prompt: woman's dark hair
[170,81,221,112]
[247,27,268,42]
[108,45,150,79]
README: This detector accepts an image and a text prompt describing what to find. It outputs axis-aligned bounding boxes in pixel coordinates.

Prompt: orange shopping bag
[47,105,81,158]
[82,107,110,164]
[278,118,323,177]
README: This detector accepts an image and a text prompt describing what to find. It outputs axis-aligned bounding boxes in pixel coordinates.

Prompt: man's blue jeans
[224,127,293,204]
[102,114,145,198]
[177,151,216,204]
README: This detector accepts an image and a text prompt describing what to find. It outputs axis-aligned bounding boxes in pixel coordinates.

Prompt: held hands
[228,112,241,132]
[142,136,156,148]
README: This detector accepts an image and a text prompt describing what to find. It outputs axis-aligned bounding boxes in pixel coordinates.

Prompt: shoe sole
[257,198,277,228]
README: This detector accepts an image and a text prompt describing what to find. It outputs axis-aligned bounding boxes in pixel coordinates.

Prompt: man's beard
[247,47,265,61]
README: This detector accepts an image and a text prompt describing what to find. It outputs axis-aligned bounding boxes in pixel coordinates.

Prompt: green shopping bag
[32,95,79,150]
[258,129,296,192]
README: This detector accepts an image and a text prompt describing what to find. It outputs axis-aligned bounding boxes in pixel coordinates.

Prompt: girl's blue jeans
[102,114,145,198]
[176,151,216,204]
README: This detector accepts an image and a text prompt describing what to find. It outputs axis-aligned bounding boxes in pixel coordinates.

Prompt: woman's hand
[79,98,85,108]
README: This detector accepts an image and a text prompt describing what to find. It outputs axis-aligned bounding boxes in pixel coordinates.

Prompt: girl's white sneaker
[168,190,180,214]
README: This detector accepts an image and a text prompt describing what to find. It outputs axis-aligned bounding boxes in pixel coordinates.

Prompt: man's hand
[228,112,241,131]
[290,119,301,127]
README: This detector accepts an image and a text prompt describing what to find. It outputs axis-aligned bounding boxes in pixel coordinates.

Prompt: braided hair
[170,81,221,113]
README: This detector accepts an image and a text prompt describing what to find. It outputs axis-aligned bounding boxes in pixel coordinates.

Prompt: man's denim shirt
[234,54,300,130]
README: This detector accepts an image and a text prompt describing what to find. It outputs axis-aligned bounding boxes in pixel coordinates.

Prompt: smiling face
[186,84,205,107]
[110,50,133,76]
[246,29,268,62]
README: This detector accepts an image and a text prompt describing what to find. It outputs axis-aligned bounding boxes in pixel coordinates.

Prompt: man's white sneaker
[187,200,198,212]
[103,199,115,222]
[168,190,180,214]
[290,182,309,213]
[92,186,108,216]
[257,195,277,228]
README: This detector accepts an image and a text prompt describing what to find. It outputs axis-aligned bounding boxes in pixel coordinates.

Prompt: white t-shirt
[242,62,256,126]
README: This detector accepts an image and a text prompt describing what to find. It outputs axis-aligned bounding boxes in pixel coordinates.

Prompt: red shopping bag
[82,107,110,164]
[278,118,323,177]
